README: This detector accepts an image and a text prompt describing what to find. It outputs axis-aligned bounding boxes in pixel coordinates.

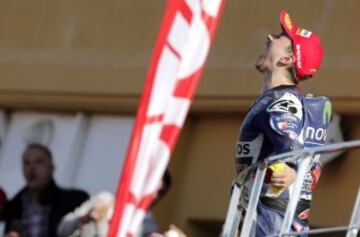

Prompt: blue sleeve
[256,92,304,159]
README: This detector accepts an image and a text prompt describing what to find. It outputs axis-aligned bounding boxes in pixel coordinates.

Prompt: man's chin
[28,182,47,191]
[255,54,268,72]
[255,58,265,71]
[255,63,266,72]
[255,58,272,73]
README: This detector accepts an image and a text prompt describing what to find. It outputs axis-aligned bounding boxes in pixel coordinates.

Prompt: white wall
[0,111,133,198]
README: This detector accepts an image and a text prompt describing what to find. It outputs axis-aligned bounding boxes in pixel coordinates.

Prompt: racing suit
[235,85,332,236]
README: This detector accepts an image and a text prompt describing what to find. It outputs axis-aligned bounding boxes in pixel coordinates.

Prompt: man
[4,144,89,237]
[57,170,172,237]
[140,169,172,237]
[235,10,331,236]
[57,191,114,237]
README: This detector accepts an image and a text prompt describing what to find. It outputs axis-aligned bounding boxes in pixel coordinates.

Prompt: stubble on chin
[255,56,265,72]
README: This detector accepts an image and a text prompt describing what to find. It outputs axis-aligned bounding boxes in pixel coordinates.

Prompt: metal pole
[223,140,360,237]
[268,225,358,236]
[266,141,360,163]
[240,163,267,237]
[279,154,313,236]
[346,187,360,237]
[221,184,243,237]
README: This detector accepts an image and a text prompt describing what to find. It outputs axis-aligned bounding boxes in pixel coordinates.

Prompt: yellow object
[269,163,285,172]
[266,163,286,198]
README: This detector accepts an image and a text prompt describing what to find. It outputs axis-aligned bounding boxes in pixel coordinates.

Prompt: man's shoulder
[7,187,27,204]
[53,187,89,213]
[304,94,331,104]
[3,187,27,220]
[303,94,332,127]
[247,87,303,124]
[271,85,303,100]
[303,94,332,117]
[264,88,304,136]
[255,86,303,108]
[249,93,274,115]
[264,87,304,118]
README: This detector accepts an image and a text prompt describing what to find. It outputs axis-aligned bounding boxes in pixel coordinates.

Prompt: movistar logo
[323,101,332,125]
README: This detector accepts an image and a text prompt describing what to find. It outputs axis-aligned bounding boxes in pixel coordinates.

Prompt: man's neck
[29,189,42,203]
[261,70,296,93]
[28,181,52,203]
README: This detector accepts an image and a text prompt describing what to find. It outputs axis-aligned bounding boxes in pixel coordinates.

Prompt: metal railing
[221,140,360,237]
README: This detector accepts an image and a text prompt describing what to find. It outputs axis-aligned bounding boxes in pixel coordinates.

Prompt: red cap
[280,10,324,80]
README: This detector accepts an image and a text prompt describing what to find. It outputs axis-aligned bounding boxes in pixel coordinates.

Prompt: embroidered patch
[267,93,303,136]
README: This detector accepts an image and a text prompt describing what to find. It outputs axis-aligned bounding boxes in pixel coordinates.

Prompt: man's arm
[57,200,92,237]
[260,92,304,188]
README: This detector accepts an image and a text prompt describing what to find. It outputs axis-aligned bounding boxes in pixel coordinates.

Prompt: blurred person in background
[138,169,172,237]
[3,143,89,237]
[57,191,114,237]
[57,170,172,237]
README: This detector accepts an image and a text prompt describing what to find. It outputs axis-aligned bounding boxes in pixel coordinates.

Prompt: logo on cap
[296,29,312,38]
[284,13,293,30]
[296,44,302,69]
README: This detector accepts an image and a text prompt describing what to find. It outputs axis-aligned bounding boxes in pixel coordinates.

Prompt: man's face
[22,148,54,191]
[256,33,293,72]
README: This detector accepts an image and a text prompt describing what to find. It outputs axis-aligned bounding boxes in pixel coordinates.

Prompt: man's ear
[278,54,295,67]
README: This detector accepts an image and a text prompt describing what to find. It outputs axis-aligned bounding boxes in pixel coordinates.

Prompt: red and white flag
[108,1,225,236]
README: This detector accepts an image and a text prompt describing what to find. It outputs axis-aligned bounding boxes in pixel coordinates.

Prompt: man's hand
[78,212,93,226]
[89,198,110,223]
[270,163,297,189]
[78,198,111,226]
